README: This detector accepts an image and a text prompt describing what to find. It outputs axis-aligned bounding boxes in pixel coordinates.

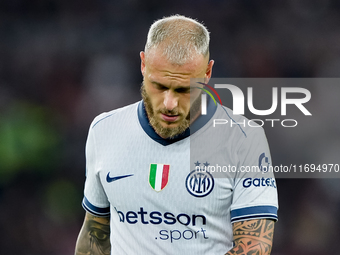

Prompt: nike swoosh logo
[106,173,134,183]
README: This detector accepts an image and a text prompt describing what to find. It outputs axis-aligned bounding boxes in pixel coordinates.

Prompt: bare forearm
[75,213,111,255]
[225,219,275,255]
[225,243,271,255]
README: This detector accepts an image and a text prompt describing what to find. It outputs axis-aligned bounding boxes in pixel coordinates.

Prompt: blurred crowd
[0,0,339,254]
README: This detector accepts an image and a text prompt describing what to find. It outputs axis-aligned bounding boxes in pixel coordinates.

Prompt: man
[75,15,278,255]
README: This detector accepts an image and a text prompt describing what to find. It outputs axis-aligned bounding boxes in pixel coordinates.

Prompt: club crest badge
[186,162,214,197]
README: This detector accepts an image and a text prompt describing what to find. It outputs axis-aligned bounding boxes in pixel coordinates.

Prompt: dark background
[0,0,339,254]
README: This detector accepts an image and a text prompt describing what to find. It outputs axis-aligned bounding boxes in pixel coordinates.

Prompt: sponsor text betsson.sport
[201,85,312,128]
[114,207,209,243]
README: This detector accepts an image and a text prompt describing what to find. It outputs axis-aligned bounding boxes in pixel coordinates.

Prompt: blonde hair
[145,15,210,65]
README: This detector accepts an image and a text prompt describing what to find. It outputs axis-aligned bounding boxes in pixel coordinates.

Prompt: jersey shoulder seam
[91,101,140,129]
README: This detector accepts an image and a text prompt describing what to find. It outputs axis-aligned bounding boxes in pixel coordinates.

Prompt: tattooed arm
[226,219,275,255]
[75,212,111,255]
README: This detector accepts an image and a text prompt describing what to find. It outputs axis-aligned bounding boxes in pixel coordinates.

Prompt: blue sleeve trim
[231,205,278,223]
[82,197,110,217]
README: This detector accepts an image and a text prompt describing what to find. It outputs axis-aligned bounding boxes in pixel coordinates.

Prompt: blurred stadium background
[0,0,340,254]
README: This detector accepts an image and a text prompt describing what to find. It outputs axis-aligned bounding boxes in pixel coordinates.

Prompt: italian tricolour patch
[149,164,170,192]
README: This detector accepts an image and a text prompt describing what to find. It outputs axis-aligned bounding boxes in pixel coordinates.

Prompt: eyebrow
[151,81,191,91]
[151,81,166,86]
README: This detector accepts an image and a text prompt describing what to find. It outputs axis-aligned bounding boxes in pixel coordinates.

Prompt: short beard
[141,83,201,139]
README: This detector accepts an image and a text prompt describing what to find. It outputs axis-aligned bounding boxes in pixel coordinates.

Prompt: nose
[163,91,178,111]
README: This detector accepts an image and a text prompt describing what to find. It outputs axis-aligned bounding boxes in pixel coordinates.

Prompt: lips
[161,113,179,122]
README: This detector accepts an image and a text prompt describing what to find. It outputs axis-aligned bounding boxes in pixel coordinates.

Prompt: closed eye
[156,84,168,91]
[152,82,168,91]
[175,87,191,93]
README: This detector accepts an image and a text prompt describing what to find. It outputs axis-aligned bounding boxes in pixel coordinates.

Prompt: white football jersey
[82,99,278,255]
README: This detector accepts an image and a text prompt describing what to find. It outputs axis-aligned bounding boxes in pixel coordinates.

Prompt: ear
[140,51,146,76]
[205,60,214,83]
[204,60,215,83]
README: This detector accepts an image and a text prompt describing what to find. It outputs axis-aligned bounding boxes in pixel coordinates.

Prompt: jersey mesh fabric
[82,101,278,255]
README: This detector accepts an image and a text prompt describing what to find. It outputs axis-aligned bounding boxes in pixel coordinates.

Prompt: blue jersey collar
[137,98,217,146]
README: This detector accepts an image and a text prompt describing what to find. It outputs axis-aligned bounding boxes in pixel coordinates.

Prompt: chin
[160,122,179,129]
